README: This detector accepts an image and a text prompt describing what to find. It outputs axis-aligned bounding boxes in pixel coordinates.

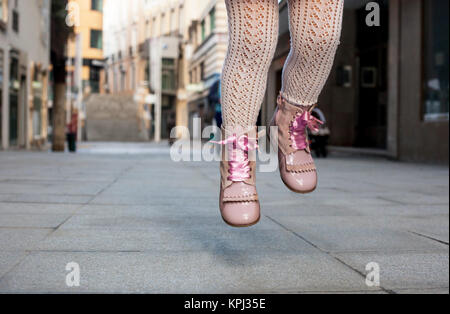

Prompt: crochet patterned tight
[221,0,344,128]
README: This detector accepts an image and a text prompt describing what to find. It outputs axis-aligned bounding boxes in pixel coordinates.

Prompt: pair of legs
[222,0,344,127]
[218,0,344,227]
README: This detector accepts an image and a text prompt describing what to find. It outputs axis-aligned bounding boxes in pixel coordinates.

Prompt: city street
[0,142,448,294]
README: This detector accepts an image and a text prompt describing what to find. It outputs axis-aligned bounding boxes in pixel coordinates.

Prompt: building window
[9,0,18,33]
[89,66,101,93]
[9,54,19,146]
[423,0,449,121]
[162,58,175,91]
[192,67,197,83]
[130,63,135,90]
[146,19,150,39]
[91,0,103,12]
[161,13,165,35]
[170,8,176,34]
[162,69,175,91]
[32,68,43,138]
[201,20,206,41]
[120,67,125,91]
[144,60,149,85]
[12,8,18,32]
[209,7,216,32]
[90,30,103,49]
[152,17,157,37]
[162,58,175,67]
[200,62,205,81]
[179,5,184,36]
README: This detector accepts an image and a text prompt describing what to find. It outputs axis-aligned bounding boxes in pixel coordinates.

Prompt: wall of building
[318,8,358,147]
[0,0,51,150]
[67,0,104,89]
[1,1,50,68]
[397,0,449,164]
[67,0,103,61]
[264,0,448,164]
[186,0,227,134]
[103,0,142,94]
[102,0,225,139]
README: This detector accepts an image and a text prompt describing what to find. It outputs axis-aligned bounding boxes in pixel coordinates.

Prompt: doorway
[9,54,19,146]
[18,74,27,147]
[161,94,175,139]
[354,1,389,149]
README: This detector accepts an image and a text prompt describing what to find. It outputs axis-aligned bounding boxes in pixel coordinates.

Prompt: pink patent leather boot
[215,127,260,227]
[270,94,324,194]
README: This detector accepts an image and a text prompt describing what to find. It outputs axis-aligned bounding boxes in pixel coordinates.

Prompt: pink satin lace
[212,134,258,182]
[290,111,323,150]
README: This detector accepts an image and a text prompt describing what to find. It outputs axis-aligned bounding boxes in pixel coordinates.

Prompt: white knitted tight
[222,0,344,128]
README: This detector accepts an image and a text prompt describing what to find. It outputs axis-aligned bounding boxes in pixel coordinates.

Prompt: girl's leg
[281,0,344,106]
[222,0,279,128]
[218,0,279,227]
[271,0,344,194]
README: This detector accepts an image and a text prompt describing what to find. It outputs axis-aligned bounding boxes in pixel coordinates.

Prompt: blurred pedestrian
[208,79,222,129]
[167,112,176,146]
[67,109,78,153]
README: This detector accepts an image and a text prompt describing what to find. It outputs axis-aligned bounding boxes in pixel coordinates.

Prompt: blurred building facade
[142,0,189,141]
[263,0,449,163]
[0,0,51,150]
[103,0,142,95]
[66,0,105,95]
[103,0,226,141]
[185,0,227,133]
[101,0,448,163]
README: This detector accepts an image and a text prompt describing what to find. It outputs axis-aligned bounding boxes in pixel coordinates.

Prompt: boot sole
[280,175,317,194]
[221,214,261,228]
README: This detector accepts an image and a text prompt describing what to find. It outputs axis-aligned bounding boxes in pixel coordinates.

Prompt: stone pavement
[0,142,448,294]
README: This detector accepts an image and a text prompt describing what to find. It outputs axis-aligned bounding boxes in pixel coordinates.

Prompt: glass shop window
[423,0,449,121]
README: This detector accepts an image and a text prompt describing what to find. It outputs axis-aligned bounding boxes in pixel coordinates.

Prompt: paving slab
[0,214,71,229]
[58,212,276,232]
[341,204,450,217]
[0,203,81,215]
[394,288,449,294]
[0,181,106,195]
[0,195,13,202]
[0,145,448,293]
[0,251,27,278]
[0,251,373,294]
[6,194,92,205]
[0,228,53,251]
[266,215,448,253]
[37,221,317,253]
[334,251,449,291]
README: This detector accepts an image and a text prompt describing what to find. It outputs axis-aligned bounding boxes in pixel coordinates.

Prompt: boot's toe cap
[279,151,318,193]
[281,169,317,193]
[221,201,260,227]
